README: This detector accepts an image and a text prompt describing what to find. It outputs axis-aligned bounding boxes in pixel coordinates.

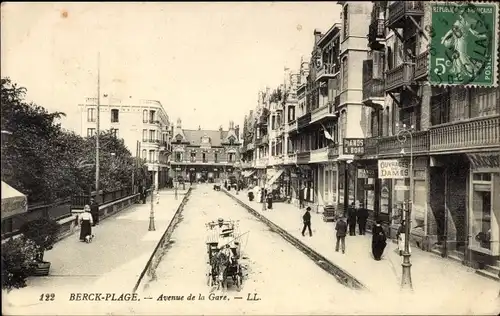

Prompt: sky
[1,2,342,132]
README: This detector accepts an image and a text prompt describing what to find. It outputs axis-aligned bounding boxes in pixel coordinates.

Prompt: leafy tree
[1,78,147,203]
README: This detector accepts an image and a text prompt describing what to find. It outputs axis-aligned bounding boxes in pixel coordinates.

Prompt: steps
[476,261,500,281]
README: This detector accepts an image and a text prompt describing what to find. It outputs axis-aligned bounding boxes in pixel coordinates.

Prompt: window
[342,57,348,91]
[228,153,234,162]
[470,88,498,118]
[431,88,451,125]
[143,110,148,123]
[149,150,155,163]
[149,110,155,123]
[175,152,182,162]
[191,152,196,162]
[202,153,207,162]
[142,129,148,141]
[471,172,493,251]
[383,107,390,136]
[142,149,147,159]
[87,128,96,137]
[342,5,349,40]
[214,153,218,163]
[87,108,96,122]
[272,115,276,130]
[111,128,119,138]
[149,130,155,142]
[111,109,119,123]
[339,110,347,142]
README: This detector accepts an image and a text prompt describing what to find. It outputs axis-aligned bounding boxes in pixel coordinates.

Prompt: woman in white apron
[397,220,411,256]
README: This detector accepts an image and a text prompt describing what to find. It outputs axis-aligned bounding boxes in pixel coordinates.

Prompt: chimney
[176,118,182,129]
[235,125,240,140]
[219,125,223,139]
[314,29,322,44]
[229,120,234,130]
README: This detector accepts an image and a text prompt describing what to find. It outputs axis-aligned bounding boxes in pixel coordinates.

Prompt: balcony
[296,151,311,164]
[362,60,385,102]
[414,50,429,81]
[386,1,424,30]
[430,115,500,153]
[297,112,312,130]
[285,153,297,165]
[368,18,386,51]
[288,119,298,133]
[311,104,336,124]
[262,134,269,145]
[385,63,414,93]
[363,131,430,158]
[309,145,338,163]
[315,63,338,82]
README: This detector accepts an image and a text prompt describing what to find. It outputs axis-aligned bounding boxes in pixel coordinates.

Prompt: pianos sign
[343,138,365,155]
[378,159,409,179]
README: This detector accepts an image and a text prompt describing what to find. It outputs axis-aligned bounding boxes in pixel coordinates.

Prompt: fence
[1,198,72,239]
[72,187,133,209]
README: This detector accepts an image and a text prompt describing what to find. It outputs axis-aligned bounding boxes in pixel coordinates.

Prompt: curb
[223,189,367,291]
[132,187,193,293]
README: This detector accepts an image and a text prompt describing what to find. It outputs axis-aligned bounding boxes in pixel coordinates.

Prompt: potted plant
[19,218,61,276]
[1,237,40,290]
[248,191,254,201]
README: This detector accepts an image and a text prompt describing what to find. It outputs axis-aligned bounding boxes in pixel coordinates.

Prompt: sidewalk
[226,189,500,313]
[3,188,189,314]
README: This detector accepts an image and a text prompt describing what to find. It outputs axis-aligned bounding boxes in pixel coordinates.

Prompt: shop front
[377,157,429,240]
[266,168,286,201]
[355,161,378,228]
[337,161,356,214]
[467,152,500,267]
[315,162,337,207]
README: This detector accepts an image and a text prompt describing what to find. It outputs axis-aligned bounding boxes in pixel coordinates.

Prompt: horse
[210,250,231,290]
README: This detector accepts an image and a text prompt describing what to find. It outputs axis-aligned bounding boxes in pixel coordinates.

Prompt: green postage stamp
[429,2,498,87]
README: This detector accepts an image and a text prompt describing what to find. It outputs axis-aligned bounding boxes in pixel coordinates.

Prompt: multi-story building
[355,1,499,275]
[77,95,172,189]
[170,119,241,183]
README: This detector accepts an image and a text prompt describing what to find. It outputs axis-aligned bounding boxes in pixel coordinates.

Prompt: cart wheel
[235,275,242,291]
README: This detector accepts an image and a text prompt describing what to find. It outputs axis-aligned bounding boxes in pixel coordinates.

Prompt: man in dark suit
[335,215,348,254]
[301,207,312,237]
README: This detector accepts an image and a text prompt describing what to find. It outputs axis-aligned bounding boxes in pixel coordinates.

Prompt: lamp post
[174,168,178,200]
[262,169,267,211]
[396,122,414,291]
[149,184,156,231]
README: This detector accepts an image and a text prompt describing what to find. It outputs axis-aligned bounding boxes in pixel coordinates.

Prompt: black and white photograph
[1,2,500,315]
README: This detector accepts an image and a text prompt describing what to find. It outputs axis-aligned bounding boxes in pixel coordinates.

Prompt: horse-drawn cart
[205,219,244,291]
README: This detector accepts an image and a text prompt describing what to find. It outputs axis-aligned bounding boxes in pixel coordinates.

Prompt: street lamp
[149,184,156,231]
[396,122,414,291]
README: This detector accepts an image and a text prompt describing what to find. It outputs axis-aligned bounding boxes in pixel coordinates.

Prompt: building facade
[170,119,241,183]
[356,1,499,275]
[77,96,172,189]
[239,0,499,276]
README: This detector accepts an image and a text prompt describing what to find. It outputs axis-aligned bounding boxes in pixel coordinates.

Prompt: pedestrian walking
[396,220,411,256]
[79,205,94,242]
[301,207,312,237]
[224,180,228,190]
[372,220,387,261]
[90,198,99,226]
[357,203,368,235]
[266,191,273,210]
[347,202,357,236]
[335,215,348,254]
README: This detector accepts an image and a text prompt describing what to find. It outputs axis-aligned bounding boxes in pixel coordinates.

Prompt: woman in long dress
[397,220,411,256]
[372,220,387,261]
[79,205,94,242]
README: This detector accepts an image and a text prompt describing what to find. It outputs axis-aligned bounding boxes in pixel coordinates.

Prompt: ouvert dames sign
[378,159,409,179]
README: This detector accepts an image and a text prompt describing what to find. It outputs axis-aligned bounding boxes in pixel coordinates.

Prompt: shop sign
[378,159,409,179]
[467,153,500,170]
[343,138,365,155]
[358,168,376,178]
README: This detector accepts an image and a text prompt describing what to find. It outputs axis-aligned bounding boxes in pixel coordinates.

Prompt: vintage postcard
[1,2,499,315]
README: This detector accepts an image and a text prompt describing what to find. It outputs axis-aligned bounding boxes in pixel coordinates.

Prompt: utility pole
[149,184,156,231]
[95,52,101,204]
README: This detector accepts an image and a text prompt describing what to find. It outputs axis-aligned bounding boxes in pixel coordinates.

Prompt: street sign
[378,159,409,179]
[343,138,365,155]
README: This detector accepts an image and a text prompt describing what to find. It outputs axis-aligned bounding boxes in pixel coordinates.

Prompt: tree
[1,78,146,203]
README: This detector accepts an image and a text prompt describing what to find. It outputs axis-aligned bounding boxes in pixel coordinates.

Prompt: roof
[317,23,341,48]
[182,129,229,147]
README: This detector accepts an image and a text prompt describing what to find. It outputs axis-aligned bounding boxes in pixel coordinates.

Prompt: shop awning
[1,181,28,220]
[243,170,256,178]
[267,169,284,186]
